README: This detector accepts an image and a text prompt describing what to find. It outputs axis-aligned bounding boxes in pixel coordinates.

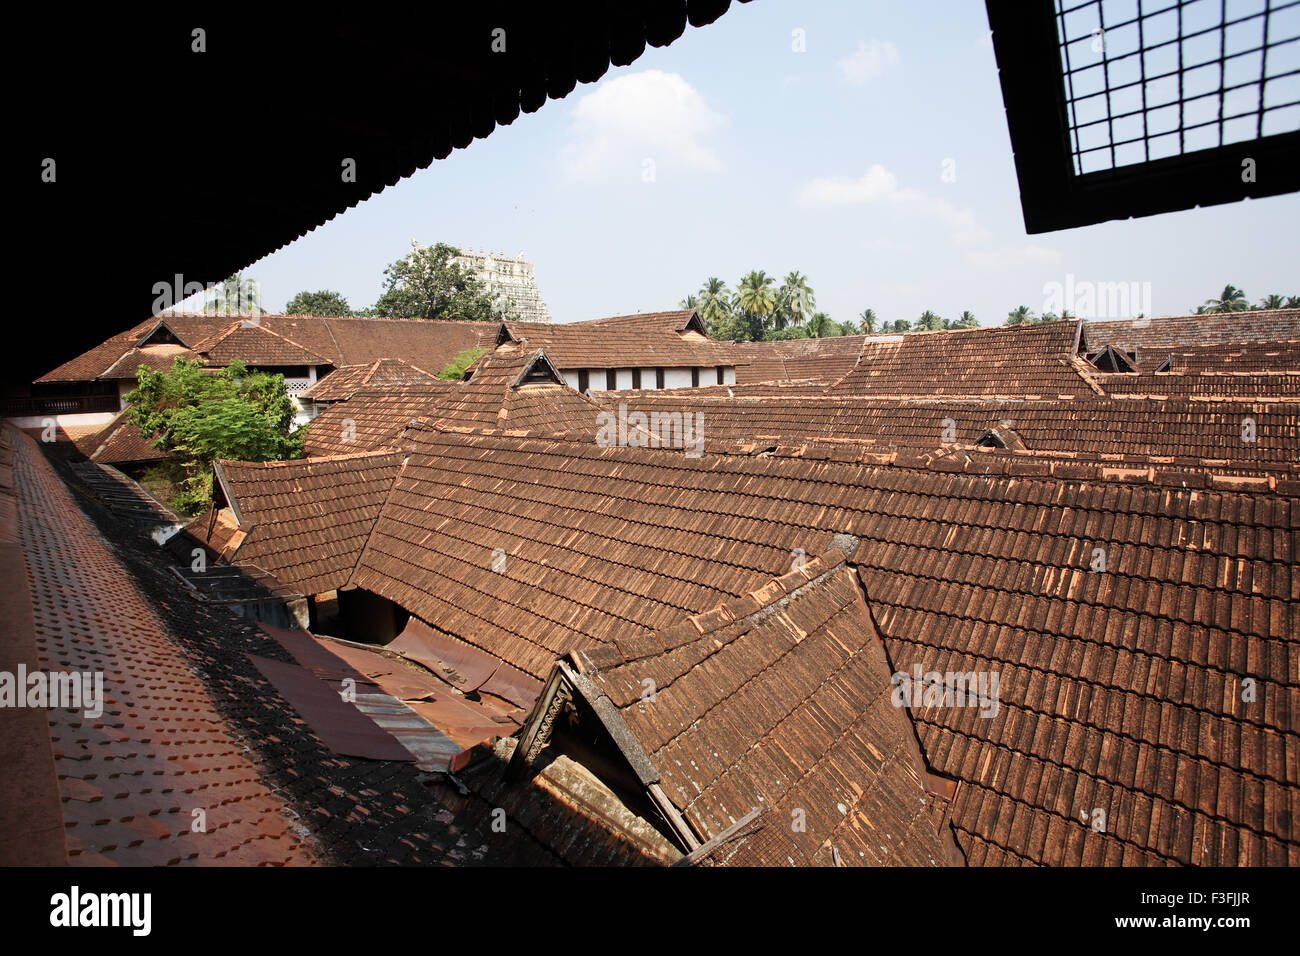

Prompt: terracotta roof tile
[298,358,440,402]
[202,451,404,595]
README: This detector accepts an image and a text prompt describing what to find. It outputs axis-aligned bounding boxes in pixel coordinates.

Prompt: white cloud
[966,244,1062,271]
[560,69,725,180]
[799,163,990,244]
[836,39,900,85]
[799,163,1060,268]
[800,164,921,206]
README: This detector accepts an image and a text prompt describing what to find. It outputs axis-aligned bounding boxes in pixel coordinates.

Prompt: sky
[237,0,1298,328]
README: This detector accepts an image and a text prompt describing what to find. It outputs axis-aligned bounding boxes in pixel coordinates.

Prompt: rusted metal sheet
[352,693,462,772]
[389,616,541,708]
[247,654,416,762]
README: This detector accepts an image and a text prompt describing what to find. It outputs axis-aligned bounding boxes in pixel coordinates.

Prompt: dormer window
[1154,355,1173,373]
[1087,345,1137,373]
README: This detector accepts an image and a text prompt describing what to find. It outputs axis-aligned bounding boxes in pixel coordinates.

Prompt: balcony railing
[0,395,121,417]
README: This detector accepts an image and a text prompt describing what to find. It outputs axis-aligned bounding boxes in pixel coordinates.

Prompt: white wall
[722,366,736,385]
[664,368,693,389]
[562,370,582,390]
[615,368,634,390]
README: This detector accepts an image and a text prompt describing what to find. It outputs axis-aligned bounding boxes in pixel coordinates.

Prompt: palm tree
[1202,285,1250,313]
[953,311,978,329]
[890,319,911,333]
[916,310,944,331]
[736,270,777,341]
[205,273,263,315]
[858,308,878,334]
[698,277,731,323]
[1005,304,1035,325]
[679,294,700,310]
[807,312,836,338]
[1285,296,1300,309]
[1258,294,1285,310]
[779,271,816,329]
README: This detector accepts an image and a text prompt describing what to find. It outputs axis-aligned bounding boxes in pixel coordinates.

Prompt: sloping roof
[501,317,734,369]
[574,548,963,866]
[298,358,441,403]
[302,382,460,457]
[342,430,1297,866]
[208,451,404,595]
[36,314,499,383]
[4,425,320,865]
[598,392,1300,475]
[192,321,334,368]
[429,348,610,434]
[579,309,705,334]
[99,344,200,379]
[1084,310,1300,352]
[732,336,868,385]
[828,321,1094,398]
[84,410,166,466]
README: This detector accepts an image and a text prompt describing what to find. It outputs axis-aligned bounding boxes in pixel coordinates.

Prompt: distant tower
[411,240,552,322]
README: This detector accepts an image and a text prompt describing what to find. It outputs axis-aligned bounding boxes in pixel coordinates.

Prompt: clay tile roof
[426,349,609,434]
[602,392,1300,474]
[302,381,459,457]
[84,410,166,466]
[577,551,962,866]
[579,309,704,333]
[828,320,1091,398]
[298,357,440,402]
[732,336,869,385]
[193,320,333,368]
[206,451,404,595]
[35,313,500,385]
[1085,309,1300,351]
[501,314,733,369]
[4,425,318,865]
[99,344,200,379]
[338,431,1297,866]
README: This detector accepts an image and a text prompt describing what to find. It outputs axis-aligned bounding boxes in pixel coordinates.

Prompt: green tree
[764,326,811,341]
[124,358,303,514]
[806,312,838,337]
[679,294,700,311]
[890,319,911,333]
[438,346,490,380]
[736,270,778,342]
[285,289,351,316]
[1201,284,1250,314]
[778,271,816,329]
[1005,304,1036,325]
[917,310,945,331]
[1257,294,1287,310]
[697,277,734,334]
[1285,296,1300,309]
[953,310,979,329]
[371,243,502,321]
[858,309,878,334]
[205,274,263,315]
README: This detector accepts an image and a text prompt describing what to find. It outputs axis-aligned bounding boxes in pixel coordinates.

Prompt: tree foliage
[204,274,263,315]
[285,289,352,316]
[438,346,491,380]
[371,243,504,321]
[124,358,303,514]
